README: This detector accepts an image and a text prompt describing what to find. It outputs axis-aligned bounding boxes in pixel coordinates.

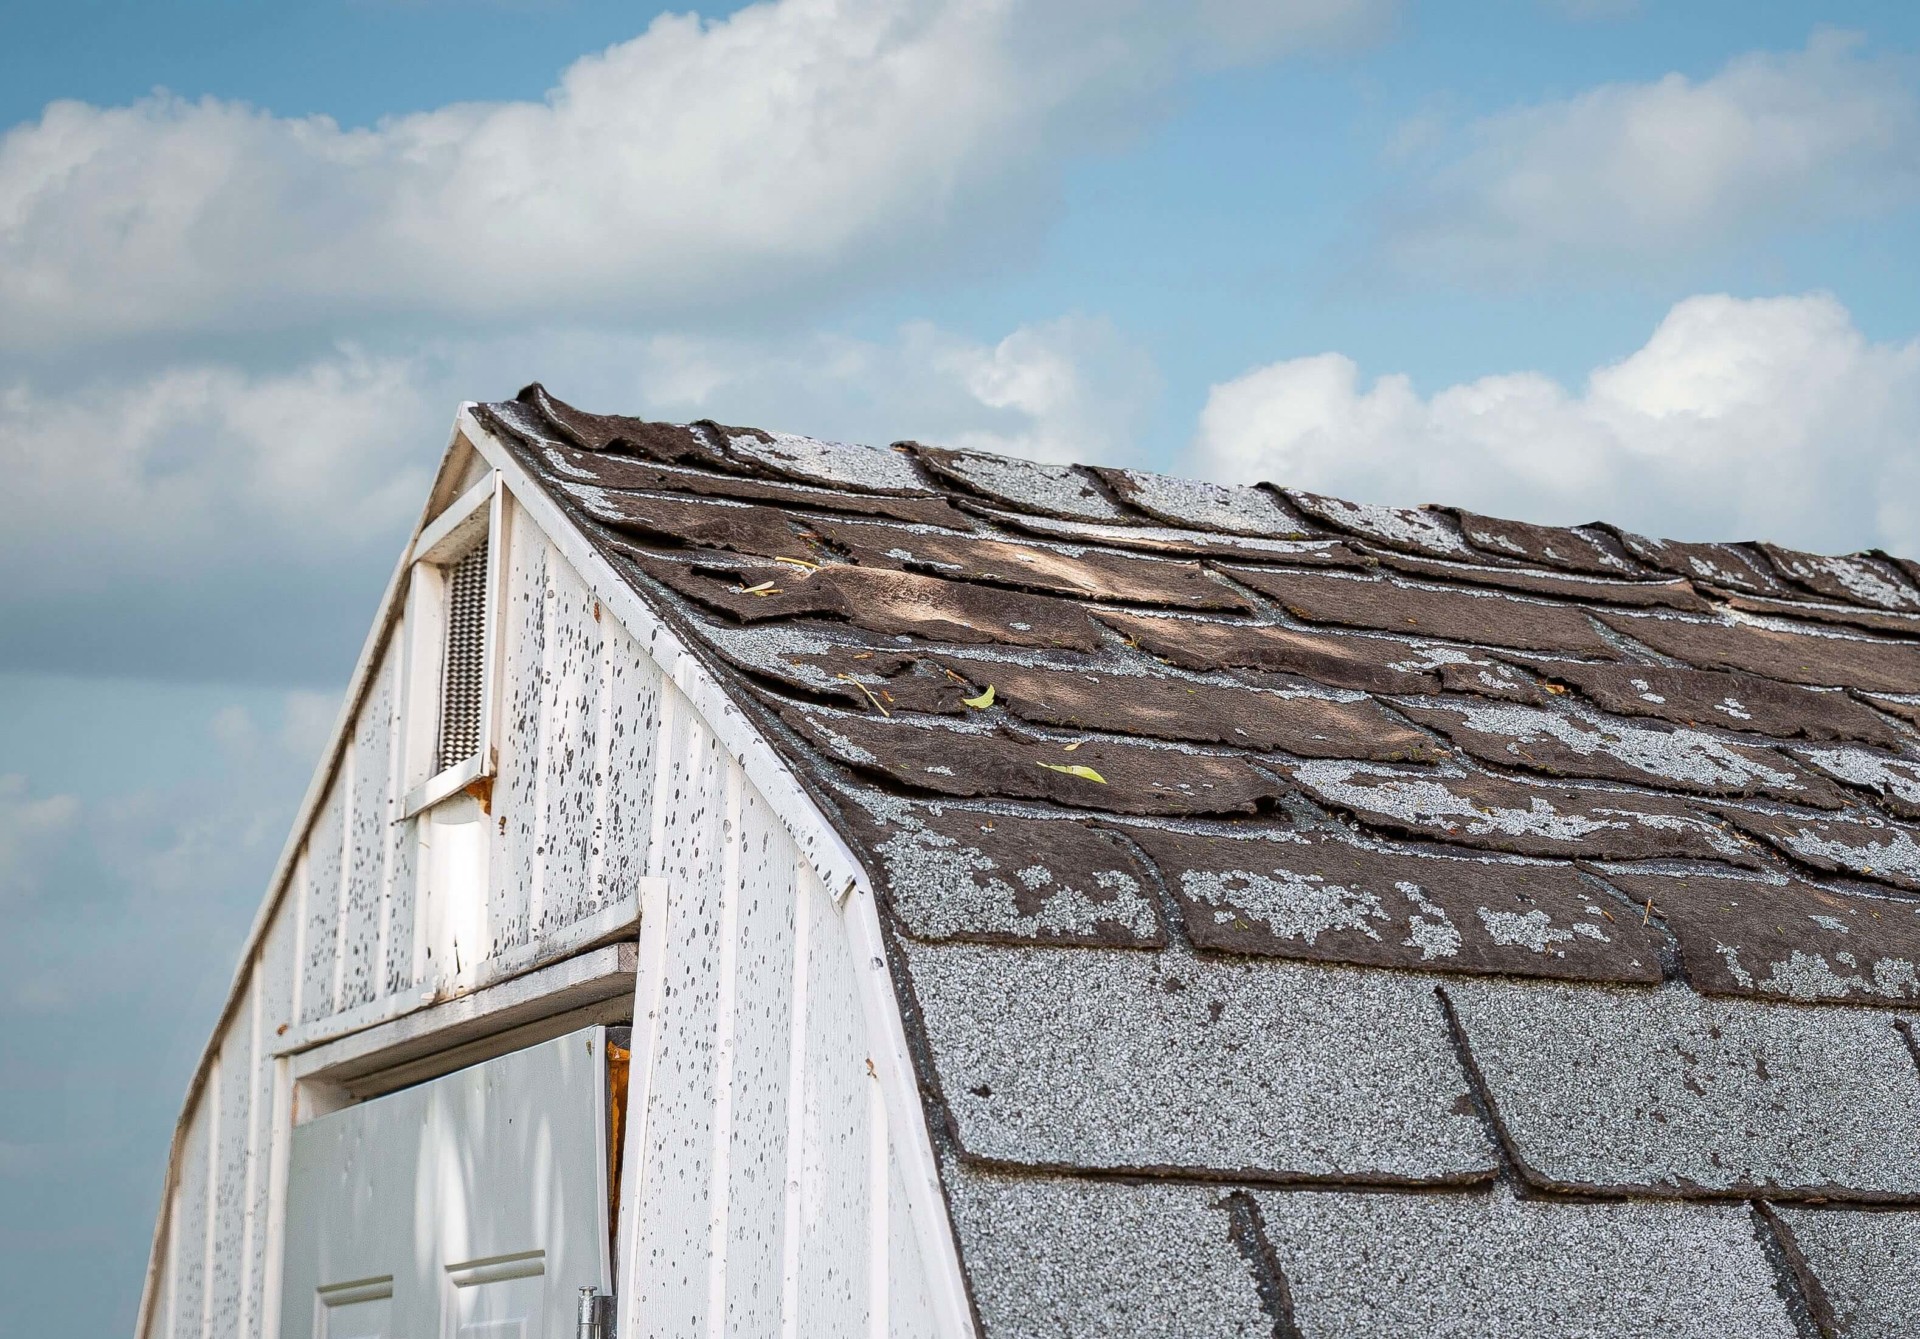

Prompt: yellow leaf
[961,684,996,709]
[1062,740,1083,752]
[1038,762,1106,783]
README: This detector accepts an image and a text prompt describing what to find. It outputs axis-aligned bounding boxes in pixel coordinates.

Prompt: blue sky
[4,1,1920,1331]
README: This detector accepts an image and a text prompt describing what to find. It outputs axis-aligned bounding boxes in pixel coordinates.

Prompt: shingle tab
[1290,760,1758,864]
[832,793,1164,947]
[1755,544,1920,612]
[945,1171,1273,1339]
[1530,659,1906,747]
[1446,509,1643,576]
[1792,744,1920,820]
[912,445,1133,521]
[1721,809,1920,893]
[1374,549,1706,610]
[1443,978,1920,1199]
[1598,611,1920,696]
[904,940,1496,1181]
[1129,824,1663,982]
[1230,567,1619,656]
[1254,1184,1798,1339]
[1095,468,1313,538]
[1096,610,1442,695]
[1776,1205,1920,1338]
[942,659,1442,761]
[1283,491,1475,559]
[1601,868,1920,1004]
[1395,698,1844,806]
[627,552,1101,649]
[786,705,1286,816]
[815,517,1251,610]
[1614,533,1794,597]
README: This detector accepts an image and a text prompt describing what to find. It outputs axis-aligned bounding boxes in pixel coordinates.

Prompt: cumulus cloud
[1191,291,1920,556]
[0,314,1155,678]
[1386,31,1920,279]
[0,0,1384,344]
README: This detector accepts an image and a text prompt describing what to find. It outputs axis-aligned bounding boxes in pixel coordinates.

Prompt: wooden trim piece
[414,474,495,566]
[277,884,654,1058]
[292,942,638,1107]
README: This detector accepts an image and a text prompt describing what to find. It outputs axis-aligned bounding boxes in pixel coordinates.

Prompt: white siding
[139,478,958,1338]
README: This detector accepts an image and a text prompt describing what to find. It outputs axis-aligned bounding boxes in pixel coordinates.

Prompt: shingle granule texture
[1254,1184,1798,1339]
[1776,1205,1920,1337]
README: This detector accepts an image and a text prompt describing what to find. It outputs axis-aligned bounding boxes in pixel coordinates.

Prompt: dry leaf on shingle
[1038,762,1107,783]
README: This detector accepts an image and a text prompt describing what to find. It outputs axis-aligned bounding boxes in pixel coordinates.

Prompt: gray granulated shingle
[903,940,1495,1181]
[946,1170,1271,1338]
[1776,1205,1920,1338]
[1443,978,1920,1198]
[1254,1184,1797,1339]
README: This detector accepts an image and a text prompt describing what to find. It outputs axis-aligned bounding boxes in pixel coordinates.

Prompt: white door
[281,1027,614,1339]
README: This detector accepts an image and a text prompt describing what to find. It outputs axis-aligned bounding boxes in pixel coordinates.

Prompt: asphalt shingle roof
[480,384,1920,1337]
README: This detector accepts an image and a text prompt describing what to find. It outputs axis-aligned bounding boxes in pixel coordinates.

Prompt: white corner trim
[414,473,496,566]
[463,409,977,1339]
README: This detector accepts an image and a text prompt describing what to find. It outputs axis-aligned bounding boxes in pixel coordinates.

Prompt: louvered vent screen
[435,540,489,773]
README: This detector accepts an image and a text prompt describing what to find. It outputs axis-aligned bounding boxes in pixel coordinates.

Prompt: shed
[139,385,1920,1337]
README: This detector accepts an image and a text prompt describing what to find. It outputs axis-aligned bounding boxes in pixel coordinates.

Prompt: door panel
[281,1028,611,1339]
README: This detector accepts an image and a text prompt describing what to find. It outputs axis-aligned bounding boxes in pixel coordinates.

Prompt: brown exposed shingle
[1289,761,1757,864]
[1720,809,1920,892]
[1613,533,1796,597]
[1394,698,1845,807]
[785,706,1285,816]
[1228,567,1620,656]
[1597,611,1920,696]
[1444,509,1644,577]
[1755,543,1920,612]
[1095,610,1441,695]
[1131,825,1662,983]
[1527,659,1907,747]
[1371,549,1707,611]
[939,659,1442,762]
[627,553,1101,649]
[813,517,1249,610]
[1601,869,1920,1004]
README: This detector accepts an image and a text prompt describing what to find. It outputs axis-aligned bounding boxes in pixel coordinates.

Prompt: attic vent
[436,540,489,772]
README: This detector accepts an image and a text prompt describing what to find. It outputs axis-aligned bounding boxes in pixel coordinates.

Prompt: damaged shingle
[935,658,1443,761]
[1525,659,1907,748]
[1128,824,1662,982]
[813,517,1250,610]
[784,703,1286,816]
[1394,697,1845,806]
[1095,610,1442,695]
[911,445,1134,522]
[1289,760,1758,864]
[1282,492,1476,560]
[1093,469,1315,538]
[1228,567,1620,656]
[1598,611,1920,696]
[834,793,1164,948]
[1721,809,1920,893]
[1600,868,1920,1004]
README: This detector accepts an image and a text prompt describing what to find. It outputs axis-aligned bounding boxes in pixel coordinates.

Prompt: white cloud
[0,774,78,907]
[1386,31,1920,279]
[1192,290,1920,556]
[0,0,1383,345]
[0,313,1154,676]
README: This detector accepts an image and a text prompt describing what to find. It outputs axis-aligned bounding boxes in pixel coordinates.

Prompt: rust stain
[463,774,494,814]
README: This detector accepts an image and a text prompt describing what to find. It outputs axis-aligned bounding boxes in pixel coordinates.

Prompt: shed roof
[478,385,1920,1337]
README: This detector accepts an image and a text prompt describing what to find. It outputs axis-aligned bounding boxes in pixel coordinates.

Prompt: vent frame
[400,472,506,819]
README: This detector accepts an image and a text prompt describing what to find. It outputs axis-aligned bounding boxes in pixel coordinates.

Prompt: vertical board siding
[600,620,662,916]
[795,863,874,1339]
[536,543,603,935]
[144,501,956,1338]
[723,790,798,1335]
[496,499,549,954]
[341,649,398,1011]
[208,1016,255,1332]
[297,780,346,1024]
[169,1107,212,1339]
